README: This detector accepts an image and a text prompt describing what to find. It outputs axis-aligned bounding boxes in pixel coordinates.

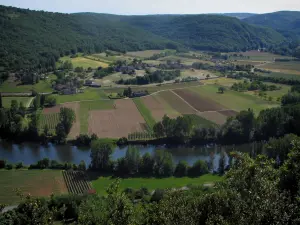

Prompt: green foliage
[90,140,114,171]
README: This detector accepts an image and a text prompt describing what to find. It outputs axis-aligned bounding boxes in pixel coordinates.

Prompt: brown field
[42,102,80,138]
[158,91,196,114]
[197,111,228,125]
[173,89,225,112]
[88,99,146,138]
[219,110,238,117]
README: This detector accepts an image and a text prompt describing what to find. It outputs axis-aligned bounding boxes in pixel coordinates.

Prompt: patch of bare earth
[43,105,61,114]
[197,112,228,125]
[219,110,238,117]
[88,99,146,138]
[174,89,224,112]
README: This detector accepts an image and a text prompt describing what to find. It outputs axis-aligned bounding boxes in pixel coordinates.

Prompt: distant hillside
[0,5,286,72]
[244,11,300,38]
[223,13,257,19]
[120,14,285,52]
[0,6,178,71]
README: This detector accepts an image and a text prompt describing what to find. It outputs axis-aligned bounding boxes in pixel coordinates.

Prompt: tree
[59,107,76,134]
[0,93,2,108]
[55,123,67,143]
[125,146,140,175]
[153,122,165,138]
[153,150,174,177]
[78,160,86,171]
[33,94,41,110]
[174,160,189,177]
[139,153,154,176]
[188,160,209,177]
[218,86,225,94]
[90,140,113,171]
[45,95,57,107]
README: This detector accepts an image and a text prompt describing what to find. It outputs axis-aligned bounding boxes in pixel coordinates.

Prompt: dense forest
[0,5,288,72]
[120,14,285,51]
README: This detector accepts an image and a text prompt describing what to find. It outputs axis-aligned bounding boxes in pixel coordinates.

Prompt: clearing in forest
[88,99,147,138]
[0,170,67,205]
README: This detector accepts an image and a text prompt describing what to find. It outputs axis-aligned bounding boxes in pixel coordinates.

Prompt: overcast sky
[0,0,299,15]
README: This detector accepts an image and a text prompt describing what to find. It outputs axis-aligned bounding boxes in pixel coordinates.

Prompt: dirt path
[26,97,35,108]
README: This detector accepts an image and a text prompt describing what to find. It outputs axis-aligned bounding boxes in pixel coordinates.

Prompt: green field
[0,170,67,205]
[259,71,300,80]
[59,56,109,69]
[91,174,223,196]
[189,85,278,115]
[127,50,171,58]
[2,97,33,108]
[185,114,216,127]
[133,98,156,130]
[56,88,108,104]
[231,51,293,62]
[96,72,132,87]
[0,75,56,93]
[79,100,115,133]
[39,113,60,133]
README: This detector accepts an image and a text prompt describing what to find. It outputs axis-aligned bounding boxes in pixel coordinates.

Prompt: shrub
[15,162,23,169]
[5,164,13,170]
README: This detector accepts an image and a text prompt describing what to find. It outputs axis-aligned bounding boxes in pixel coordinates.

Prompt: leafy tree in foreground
[90,140,114,171]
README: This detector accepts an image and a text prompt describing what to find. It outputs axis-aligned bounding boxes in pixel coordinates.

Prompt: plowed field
[197,112,227,125]
[88,99,146,138]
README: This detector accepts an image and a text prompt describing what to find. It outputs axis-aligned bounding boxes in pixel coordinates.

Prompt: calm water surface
[0,141,263,168]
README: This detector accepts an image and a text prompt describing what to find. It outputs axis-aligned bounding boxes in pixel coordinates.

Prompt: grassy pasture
[258,61,300,75]
[126,50,169,58]
[2,97,33,108]
[133,98,156,130]
[189,85,278,115]
[55,88,108,104]
[201,77,237,87]
[181,69,217,79]
[79,100,115,134]
[185,114,216,127]
[91,174,223,196]
[96,72,133,87]
[0,170,67,205]
[59,56,109,69]
[231,51,293,61]
[259,72,300,80]
[0,74,56,93]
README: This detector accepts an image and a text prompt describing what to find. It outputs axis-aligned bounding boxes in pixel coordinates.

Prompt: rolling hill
[244,11,300,38]
[0,5,286,72]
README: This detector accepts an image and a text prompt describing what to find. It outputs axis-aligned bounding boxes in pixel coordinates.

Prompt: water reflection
[0,141,263,166]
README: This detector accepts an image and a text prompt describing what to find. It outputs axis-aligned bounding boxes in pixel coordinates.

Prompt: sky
[0,0,299,15]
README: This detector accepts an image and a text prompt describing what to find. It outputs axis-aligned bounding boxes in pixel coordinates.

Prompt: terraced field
[63,171,92,194]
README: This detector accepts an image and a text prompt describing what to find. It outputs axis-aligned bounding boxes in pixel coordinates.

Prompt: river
[0,141,263,169]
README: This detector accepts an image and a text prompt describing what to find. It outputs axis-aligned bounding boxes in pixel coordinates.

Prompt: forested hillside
[0,5,287,72]
[120,14,285,51]
[0,6,179,72]
[244,11,300,38]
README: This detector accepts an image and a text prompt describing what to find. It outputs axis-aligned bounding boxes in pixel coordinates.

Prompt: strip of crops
[39,113,60,131]
[133,98,156,131]
[63,171,92,194]
[128,132,156,141]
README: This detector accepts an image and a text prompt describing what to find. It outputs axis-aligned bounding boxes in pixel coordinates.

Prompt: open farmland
[201,77,237,87]
[141,95,180,121]
[133,98,156,129]
[55,88,108,104]
[63,171,92,194]
[157,91,196,114]
[59,56,109,69]
[197,111,228,125]
[91,174,223,196]
[39,113,59,133]
[2,97,33,108]
[181,69,217,80]
[173,89,225,112]
[189,85,278,115]
[0,170,67,205]
[259,72,300,81]
[88,99,147,138]
[127,50,168,58]
[231,51,293,61]
[184,114,216,127]
[96,72,132,87]
[79,100,115,134]
[257,61,300,75]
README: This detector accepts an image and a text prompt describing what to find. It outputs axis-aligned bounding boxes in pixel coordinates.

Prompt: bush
[0,160,6,169]
[15,162,23,169]
[5,164,13,170]
[117,137,128,145]
[188,160,209,177]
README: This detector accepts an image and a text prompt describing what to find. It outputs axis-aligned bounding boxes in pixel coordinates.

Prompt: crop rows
[63,171,92,194]
[39,113,60,131]
[128,132,156,141]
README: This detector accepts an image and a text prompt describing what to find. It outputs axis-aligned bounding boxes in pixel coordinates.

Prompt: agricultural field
[55,88,108,104]
[91,174,223,196]
[0,170,67,205]
[257,61,300,75]
[181,69,217,80]
[201,77,237,87]
[230,51,294,62]
[157,91,196,114]
[63,171,92,194]
[133,98,156,129]
[79,100,115,134]
[39,113,59,133]
[189,85,278,115]
[197,111,228,125]
[2,97,33,108]
[259,72,300,80]
[126,50,169,58]
[247,82,291,100]
[158,55,213,66]
[88,99,147,138]
[59,56,109,69]
[95,72,133,87]
[184,114,217,127]
[141,95,180,121]
[0,74,56,93]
